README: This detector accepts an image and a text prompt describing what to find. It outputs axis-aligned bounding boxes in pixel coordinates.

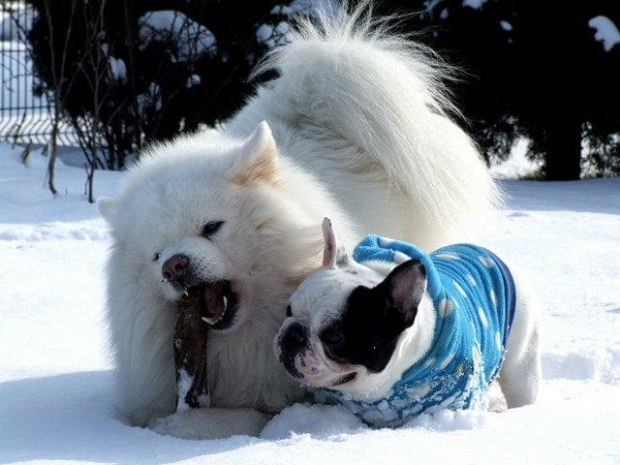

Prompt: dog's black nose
[162,254,189,281]
[281,322,309,352]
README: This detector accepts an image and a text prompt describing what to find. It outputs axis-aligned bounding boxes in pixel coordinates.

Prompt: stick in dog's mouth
[173,280,241,410]
[333,372,357,386]
[174,291,210,410]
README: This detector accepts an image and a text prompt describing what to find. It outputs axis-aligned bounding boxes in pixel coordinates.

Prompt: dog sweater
[316,236,517,428]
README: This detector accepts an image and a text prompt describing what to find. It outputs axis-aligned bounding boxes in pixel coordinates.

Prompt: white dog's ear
[381,259,427,327]
[97,196,115,223]
[235,121,279,185]
[322,217,348,267]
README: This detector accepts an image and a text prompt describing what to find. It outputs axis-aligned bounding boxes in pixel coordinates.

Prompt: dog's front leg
[148,407,270,439]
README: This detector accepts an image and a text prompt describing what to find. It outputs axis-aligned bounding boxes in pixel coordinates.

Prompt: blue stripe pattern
[316,236,517,428]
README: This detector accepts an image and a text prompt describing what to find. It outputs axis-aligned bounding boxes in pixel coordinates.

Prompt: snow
[107,56,127,82]
[0,8,35,41]
[462,0,488,10]
[589,16,620,52]
[424,0,444,14]
[289,0,340,15]
[0,12,19,41]
[257,22,290,49]
[177,370,196,411]
[1,142,620,464]
[0,41,46,117]
[500,20,513,32]
[186,74,201,89]
[271,5,294,16]
[256,24,276,46]
[139,10,216,62]
[276,22,291,35]
[137,82,163,114]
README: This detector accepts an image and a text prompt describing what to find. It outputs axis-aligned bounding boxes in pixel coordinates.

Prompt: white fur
[100,4,499,438]
[228,6,500,248]
[497,267,542,408]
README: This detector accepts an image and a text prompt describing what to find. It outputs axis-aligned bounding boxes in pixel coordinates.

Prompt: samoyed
[98,7,499,438]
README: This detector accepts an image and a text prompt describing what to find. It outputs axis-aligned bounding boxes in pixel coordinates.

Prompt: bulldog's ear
[381,259,427,327]
[97,196,115,223]
[322,217,348,267]
[234,121,279,185]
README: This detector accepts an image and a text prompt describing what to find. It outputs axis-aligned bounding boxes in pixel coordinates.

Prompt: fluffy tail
[254,3,501,239]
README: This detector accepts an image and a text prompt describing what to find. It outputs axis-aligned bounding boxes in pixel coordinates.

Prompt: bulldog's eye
[321,327,344,346]
[286,305,292,317]
[153,252,161,262]
[201,221,224,238]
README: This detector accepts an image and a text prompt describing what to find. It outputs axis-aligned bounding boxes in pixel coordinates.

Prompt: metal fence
[0,1,75,147]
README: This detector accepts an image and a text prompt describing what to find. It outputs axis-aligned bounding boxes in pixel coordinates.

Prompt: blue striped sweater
[316,236,517,428]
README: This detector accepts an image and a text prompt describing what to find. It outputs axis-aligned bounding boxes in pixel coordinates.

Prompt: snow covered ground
[1,143,619,464]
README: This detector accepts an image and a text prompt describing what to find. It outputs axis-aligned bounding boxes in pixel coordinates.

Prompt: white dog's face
[274,219,428,390]
[99,122,293,332]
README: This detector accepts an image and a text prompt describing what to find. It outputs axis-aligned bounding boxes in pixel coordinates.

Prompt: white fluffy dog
[98,6,499,438]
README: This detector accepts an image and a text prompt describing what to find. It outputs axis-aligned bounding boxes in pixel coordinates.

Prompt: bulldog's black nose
[162,254,189,281]
[281,322,309,352]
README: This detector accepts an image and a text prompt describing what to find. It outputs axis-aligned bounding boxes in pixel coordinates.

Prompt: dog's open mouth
[333,372,357,386]
[182,280,239,331]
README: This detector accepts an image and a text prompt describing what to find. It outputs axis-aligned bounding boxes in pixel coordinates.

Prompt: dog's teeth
[200,296,229,326]
[183,289,189,297]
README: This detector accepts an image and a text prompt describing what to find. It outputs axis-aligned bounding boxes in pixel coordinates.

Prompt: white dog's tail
[253,3,501,241]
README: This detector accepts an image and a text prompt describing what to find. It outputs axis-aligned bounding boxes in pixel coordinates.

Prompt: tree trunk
[47,112,59,195]
[544,112,582,181]
[87,156,95,203]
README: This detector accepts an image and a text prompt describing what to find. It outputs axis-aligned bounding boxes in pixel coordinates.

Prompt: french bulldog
[274,218,541,427]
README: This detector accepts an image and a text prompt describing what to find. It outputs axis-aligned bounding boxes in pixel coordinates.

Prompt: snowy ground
[1,143,619,464]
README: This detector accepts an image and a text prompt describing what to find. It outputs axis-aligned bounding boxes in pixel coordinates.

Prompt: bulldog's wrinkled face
[274,218,427,391]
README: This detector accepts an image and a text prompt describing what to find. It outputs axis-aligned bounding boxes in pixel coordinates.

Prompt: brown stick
[174,292,210,410]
